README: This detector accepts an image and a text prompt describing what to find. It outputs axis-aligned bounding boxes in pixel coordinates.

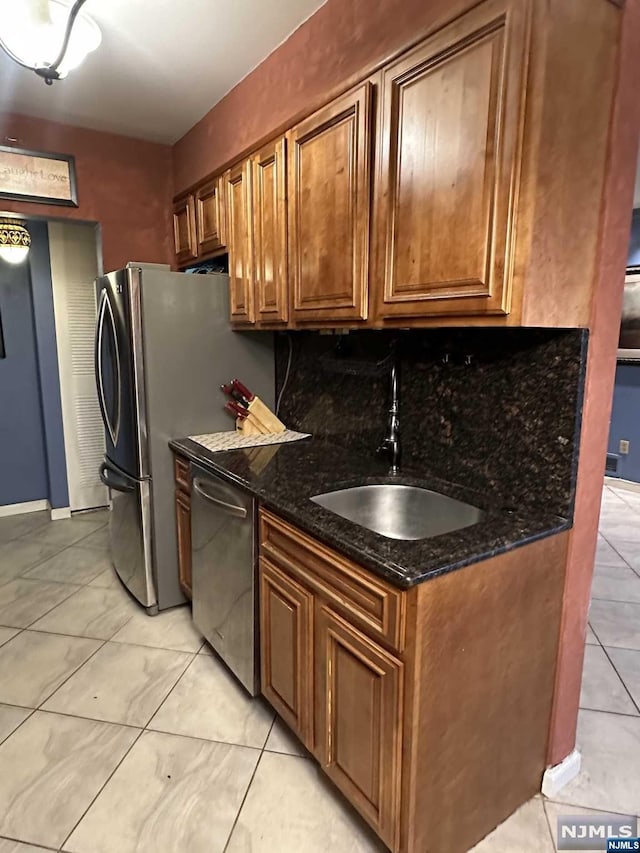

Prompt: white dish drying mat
[189,430,310,452]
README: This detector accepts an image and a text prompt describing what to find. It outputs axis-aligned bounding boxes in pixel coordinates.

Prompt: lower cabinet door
[259,558,314,748]
[315,605,403,850]
[175,489,192,599]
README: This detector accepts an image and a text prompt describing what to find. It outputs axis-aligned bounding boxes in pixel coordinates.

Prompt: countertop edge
[169,438,572,589]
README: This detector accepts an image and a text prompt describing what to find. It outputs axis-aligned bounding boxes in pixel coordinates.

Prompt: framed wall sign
[0,145,78,207]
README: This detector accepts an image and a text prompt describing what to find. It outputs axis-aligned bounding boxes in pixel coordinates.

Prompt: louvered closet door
[49,222,108,511]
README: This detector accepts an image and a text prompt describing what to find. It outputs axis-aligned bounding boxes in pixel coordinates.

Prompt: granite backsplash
[275,328,588,519]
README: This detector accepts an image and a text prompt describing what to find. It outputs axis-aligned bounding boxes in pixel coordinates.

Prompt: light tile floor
[0,486,637,851]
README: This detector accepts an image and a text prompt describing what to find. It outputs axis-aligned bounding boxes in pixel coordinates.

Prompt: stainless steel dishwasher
[190,464,258,695]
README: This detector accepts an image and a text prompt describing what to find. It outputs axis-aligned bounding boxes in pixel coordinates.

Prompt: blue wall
[605,211,640,483]
[628,209,640,267]
[608,364,640,483]
[0,223,69,508]
[0,257,49,504]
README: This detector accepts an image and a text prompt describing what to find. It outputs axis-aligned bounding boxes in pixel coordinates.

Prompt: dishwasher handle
[192,478,248,518]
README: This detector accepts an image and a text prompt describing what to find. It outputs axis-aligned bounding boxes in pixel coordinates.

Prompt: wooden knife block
[235,396,286,435]
[235,413,264,435]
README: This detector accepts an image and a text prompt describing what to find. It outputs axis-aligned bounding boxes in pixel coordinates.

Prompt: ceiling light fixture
[0,0,102,85]
[0,220,32,265]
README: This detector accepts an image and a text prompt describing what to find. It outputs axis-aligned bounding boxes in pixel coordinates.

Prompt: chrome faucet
[377,355,401,474]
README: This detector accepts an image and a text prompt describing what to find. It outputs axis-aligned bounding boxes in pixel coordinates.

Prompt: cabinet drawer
[174,456,190,492]
[259,510,406,652]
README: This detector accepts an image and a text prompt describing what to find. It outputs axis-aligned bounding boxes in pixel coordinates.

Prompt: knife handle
[221,384,248,407]
[225,401,248,419]
[232,379,255,402]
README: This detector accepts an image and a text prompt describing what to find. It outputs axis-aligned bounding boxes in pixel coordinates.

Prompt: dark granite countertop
[169,436,570,589]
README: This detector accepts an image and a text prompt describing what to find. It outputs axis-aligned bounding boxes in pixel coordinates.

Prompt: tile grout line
[591,593,640,604]
[221,709,279,852]
[20,550,113,586]
[0,524,112,623]
[599,531,640,579]
[615,492,640,515]
[222,748,266,853]
[0,705,37,748]
[36,708,267,749]
[591,642,640,654]
[143,650,202,732]
[0,625,26,650]
[36,637,110,710]
[541,798,559,851]
[0,581,84,635]
[599,645,640,716]
[545,797,640,820]
[0,832,58,852]
[18,582,95,632]
[139,651,196,729]
[58,726,146,852]
[20,627,201,655]
[10,514,108,570]
[35,704,145,732]
[18,576,140,639]
[588,622,604,647]
[3,527,109,586]
[26,623,198,719]
[0,538,73,587]
[578,704,640,720]
[55,645,264,850]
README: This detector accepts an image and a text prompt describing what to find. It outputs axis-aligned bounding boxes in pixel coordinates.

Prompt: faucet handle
[377,438,391,456]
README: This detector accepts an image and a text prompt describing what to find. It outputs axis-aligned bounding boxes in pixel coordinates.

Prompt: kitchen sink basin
[310,484,484,541]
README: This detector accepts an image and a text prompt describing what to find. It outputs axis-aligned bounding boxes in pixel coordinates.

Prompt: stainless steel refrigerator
[94,264,274,613]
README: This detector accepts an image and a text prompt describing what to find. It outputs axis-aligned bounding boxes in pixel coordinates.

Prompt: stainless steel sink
[310,484,484,541]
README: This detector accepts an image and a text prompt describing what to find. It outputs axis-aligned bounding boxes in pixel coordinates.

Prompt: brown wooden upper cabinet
[374,0,530,321]
[195,177,226,256]
[224,161,255,325]
[288,83,372,324]
[252,138,288,325]
[172,194,198,266]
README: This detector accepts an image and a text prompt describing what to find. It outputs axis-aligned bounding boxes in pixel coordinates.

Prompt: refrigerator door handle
[95,288,122,446]
[99,461,136,493]
[95,290,109,436]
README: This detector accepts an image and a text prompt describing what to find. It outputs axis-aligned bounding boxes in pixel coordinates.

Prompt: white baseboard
[604,476,640,494]
[542,749,582,798]
[50,507,72,521]
[0,500,49,518]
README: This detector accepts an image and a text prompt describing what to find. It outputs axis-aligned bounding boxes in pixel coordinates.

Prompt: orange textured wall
[0,113,173,272]
[172,0,476,192]
[548,0,640,764]
[172,0,640,766]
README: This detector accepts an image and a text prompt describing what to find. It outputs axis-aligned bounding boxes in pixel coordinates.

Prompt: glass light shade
[0,245,30,265]
[0,221,31,265]
[1,0,101,77]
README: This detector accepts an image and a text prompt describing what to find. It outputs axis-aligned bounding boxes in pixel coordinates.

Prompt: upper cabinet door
[288,83,372,324]
[195,177,226,256]
[375,0,531,320]
[173,194,197,266]
[252,138,288,325]
[224,161,255,325]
